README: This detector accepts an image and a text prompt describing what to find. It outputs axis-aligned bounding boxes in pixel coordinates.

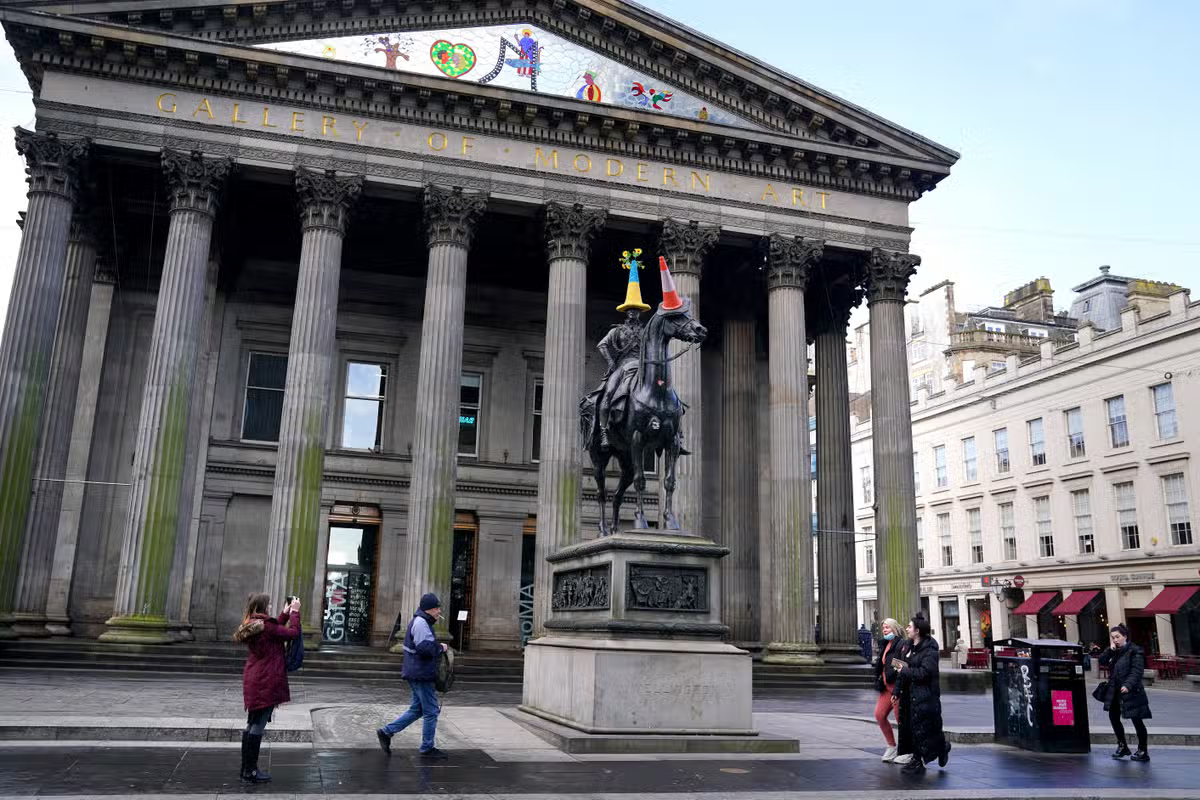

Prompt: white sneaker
[892,752,913,765]
[881,746,898,762]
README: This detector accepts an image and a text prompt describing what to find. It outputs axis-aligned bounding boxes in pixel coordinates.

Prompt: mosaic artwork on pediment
[259,24,761,129]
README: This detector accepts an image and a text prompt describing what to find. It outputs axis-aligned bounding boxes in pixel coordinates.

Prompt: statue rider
[596,307,645,449]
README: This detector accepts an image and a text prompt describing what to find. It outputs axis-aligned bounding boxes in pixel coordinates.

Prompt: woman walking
[1097,624,1152,761]
[234,593,301,783]
[892,613,951,775]
[872,618,903,762]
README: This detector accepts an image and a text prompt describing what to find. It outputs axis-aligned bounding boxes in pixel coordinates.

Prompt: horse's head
[658,297,707,345]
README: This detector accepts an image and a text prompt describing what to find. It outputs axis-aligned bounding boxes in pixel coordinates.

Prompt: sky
[0,0,1198,328]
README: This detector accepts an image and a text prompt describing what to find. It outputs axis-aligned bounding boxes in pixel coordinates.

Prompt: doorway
[448,512,478,651]
[322,513,380,646]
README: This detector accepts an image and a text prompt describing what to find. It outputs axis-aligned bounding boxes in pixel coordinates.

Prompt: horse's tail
[579,394,595,451]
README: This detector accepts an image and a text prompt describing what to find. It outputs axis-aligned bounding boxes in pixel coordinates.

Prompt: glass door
[322,524,378,645]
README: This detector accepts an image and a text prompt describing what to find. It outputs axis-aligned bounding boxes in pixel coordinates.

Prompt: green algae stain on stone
[285,409,326,599]
[557,471,579,545]
[0,351,49,611]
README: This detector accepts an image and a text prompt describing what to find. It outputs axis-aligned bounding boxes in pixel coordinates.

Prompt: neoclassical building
[0,0,955,658]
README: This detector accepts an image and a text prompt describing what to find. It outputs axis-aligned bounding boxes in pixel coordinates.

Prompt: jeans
[245,706,273,736]
[381,680,440,752]
[1109,691,1148,751]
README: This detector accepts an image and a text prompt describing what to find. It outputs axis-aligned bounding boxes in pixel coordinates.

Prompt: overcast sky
[1,0,1197,331]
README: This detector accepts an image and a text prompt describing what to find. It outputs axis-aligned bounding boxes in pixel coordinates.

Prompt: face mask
[884,633,896,640]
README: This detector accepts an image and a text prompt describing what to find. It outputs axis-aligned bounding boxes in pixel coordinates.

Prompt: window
[459,373,482,458]
[1115,481,1139,549]
[342,362,387,450]
[1071,489,1094,554]
[1163,473,1193,546]
[938,512,952,567]
[934,445,948,488]
[913,452,920,495]
[242,352,287,442]
[811,450,817,481]
[1152,383,1178,439]
[1065,407,1086,459]
[994,428,1010,474]
[917,517,925,569]
[1034,496,1054,557]
[968,508,983,564]
[531,380,544,462]
[984,322,1005,333]
[962,436,978,482]
[1000,502,1017,560]
[990,360,1006,373]
[1028,418,1046,466]
[1027,328,1048,338]
[861,466,873,505]
[1106,396,1130,448]
[909,311,923,336]
[865,544,875,574]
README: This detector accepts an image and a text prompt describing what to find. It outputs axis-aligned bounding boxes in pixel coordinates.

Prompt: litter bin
[991,637,1090,753]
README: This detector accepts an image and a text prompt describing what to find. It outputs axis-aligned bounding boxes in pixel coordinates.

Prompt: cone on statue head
[658,256,684,311]
[616,248,651,312]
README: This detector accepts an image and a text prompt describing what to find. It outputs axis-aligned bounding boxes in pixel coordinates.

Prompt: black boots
[1131,749,1151,762]
[1112,743,1131,759]
[900,756,926,775]
[240,731,272,783]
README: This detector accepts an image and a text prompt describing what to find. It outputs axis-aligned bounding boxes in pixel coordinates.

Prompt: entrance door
[448,512,478,651]
[322,524,379,645]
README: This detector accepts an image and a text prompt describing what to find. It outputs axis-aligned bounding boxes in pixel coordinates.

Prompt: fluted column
[102,150,231,643]
[263,170,362,628]
[721,316,758,645]
[11,214,99,636]
[762,236,823,665]
[866,248,922,620]
[658,219,718,532]
[815,280,864,662]
[531,202,606,637]
[0,130,88,640]
[398,186,488,635]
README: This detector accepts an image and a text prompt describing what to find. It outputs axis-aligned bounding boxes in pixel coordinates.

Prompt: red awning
[1013,591,1059,616]
[1054,589,1101,615]
[1142,585,1200,615]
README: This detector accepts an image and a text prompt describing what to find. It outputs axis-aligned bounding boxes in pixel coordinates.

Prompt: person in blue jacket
[376,593,450,759]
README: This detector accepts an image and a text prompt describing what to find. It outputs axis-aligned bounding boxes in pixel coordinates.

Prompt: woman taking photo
[892,613,951,775]
[1097,624,1152,761]
[234,593,302,783]
[872,617,903,762]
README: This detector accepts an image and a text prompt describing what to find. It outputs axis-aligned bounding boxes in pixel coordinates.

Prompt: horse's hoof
[664,515,680,531]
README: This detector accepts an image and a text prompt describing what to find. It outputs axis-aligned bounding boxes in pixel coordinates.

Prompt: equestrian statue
[580,249,707,535]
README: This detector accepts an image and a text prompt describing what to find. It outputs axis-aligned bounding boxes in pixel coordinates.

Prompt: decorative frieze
[422,184,487,248]
[658,218,719,277]
[765,234,823,291]
[14,129,88,201]
[865,247,921,304]
[627,564,708,612]
[544,202,606,262]
[551,565,611,611]
[295,168,363,234]
[161,149,233,217]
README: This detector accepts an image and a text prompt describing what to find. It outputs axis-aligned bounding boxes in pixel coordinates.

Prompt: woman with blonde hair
[871,617,903,762]
[233,592,301,783]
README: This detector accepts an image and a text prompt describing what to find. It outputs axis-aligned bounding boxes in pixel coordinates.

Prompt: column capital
[658,218,719,278]
[865,247,920,305]
[296,169,363,235]
[14,128,89,202]
[423,184,487,248]
[765,234,823,291]
[161,150,233,217]
[544,202,606,262]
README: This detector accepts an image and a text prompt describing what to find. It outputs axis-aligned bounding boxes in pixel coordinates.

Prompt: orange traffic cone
[658,255,684,310]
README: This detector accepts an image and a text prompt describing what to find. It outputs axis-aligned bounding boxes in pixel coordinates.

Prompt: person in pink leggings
[872,617,904,763]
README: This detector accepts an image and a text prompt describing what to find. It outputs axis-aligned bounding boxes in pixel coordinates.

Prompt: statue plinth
[520,530,756,736]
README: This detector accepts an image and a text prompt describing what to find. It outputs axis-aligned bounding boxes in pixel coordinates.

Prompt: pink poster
[1051,690,1074,726]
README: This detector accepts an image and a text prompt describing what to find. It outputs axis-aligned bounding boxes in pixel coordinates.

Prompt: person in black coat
[1097,623,1152,761]
[891,613,951,775]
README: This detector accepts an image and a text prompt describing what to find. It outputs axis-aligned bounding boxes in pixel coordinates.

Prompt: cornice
[1,2,953,199]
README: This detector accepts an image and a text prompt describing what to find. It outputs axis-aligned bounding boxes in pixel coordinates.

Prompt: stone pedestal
[522,530,753,736]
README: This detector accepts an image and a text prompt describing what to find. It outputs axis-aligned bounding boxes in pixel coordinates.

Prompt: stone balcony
[946,328,1053,355]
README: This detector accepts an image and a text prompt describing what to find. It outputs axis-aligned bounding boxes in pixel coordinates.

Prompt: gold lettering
[261,107,278,128]
[290,111,305,132]
[636,162,649,182]
[157,92,178,113]
[323,116,339,137]
[574,154,592,172]
[428,132,448,151]
[352,120,368,143]
[791,188,806,207]
[690,171,710,192]
[231,103,247,125]
[662,167,679,187]
[606,158,623,177]
[193,98,215,120]
[534,147,559,169]
[761,183,780,203]
[816,191,830,209]
[461,135,475,154]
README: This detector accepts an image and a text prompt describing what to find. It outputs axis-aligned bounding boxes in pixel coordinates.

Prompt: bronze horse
[581,296,707,534]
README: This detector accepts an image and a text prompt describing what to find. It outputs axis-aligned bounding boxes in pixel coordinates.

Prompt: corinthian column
[531,202,606,637]
[0,130,88,640]
[865,247,922,619]
[658,219,718,533]
[263,170,362,627]
[721,314,758,645]
[12,214,99,637]
[814,278,864,662]
[762,235,823,665]
[102,150,231,643]
[398,186,488,632]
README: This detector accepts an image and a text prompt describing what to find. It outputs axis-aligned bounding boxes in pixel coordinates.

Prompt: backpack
[435,648,455,693]
[284,633,305,672]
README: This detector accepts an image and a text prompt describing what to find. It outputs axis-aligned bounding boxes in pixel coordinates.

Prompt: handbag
[1092,680,1108,702]
[435,648,455,693]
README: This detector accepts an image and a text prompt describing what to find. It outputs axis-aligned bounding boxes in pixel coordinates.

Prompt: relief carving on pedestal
[551,565,611,611]
[626,564,708,612]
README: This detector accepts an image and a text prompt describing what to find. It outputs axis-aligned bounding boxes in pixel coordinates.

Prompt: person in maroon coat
[233,592,301,783]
